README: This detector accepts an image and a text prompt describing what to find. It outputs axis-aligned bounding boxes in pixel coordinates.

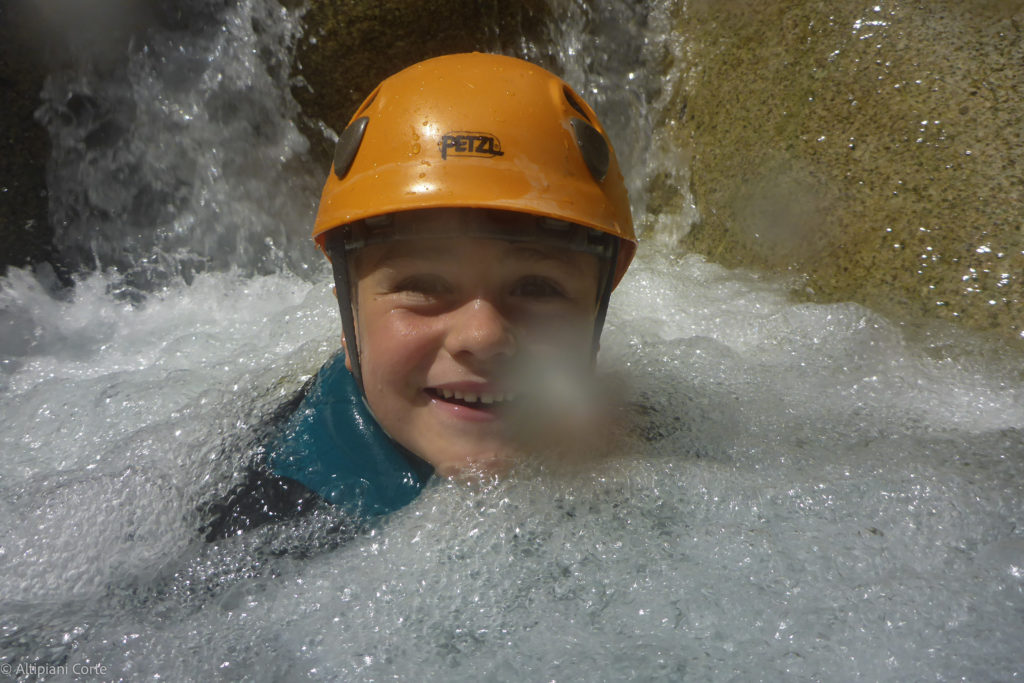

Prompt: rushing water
[2,0,1023,680]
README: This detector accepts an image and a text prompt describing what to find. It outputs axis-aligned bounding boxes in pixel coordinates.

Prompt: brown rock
[660,0,1024,342]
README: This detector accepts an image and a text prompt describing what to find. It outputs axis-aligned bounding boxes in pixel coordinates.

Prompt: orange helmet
[312,52,636,288]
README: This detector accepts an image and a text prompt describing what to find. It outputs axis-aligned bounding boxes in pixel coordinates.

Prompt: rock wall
[662,0,1024,342]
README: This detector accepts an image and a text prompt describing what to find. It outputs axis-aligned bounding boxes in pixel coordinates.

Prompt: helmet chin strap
[590,238,619,363]
[325,232,365,396]
[325,227,619,399]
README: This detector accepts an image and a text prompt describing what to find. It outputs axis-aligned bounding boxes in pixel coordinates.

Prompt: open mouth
[425,388,518,410]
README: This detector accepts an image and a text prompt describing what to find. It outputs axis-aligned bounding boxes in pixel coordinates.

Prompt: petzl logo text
[439,131,504,160]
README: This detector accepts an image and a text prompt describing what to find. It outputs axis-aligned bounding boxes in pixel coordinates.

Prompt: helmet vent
[570,118,610,182]
[563,86,592,122]
[354,86,380,117]
[333,116,369,180]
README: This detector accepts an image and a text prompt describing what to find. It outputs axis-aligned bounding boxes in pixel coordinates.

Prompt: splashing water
[2,0,1022,680]
[38,0,322,291]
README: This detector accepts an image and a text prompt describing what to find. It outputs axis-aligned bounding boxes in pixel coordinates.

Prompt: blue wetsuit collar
[267,352,433,519]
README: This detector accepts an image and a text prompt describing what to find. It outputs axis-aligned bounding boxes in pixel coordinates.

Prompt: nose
[444,298,516,361]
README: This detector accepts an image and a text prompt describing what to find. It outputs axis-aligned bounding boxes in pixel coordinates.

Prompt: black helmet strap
[590,237,619,360]
[324,230,365,395]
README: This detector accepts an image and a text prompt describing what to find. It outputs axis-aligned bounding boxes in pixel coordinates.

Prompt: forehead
[351,209,602,274]
[392,208,534,233]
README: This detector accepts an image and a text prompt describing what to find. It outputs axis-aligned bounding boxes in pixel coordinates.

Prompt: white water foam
[2,252,1022,681]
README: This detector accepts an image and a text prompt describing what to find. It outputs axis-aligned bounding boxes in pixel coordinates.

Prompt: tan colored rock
[661,0,1024,342]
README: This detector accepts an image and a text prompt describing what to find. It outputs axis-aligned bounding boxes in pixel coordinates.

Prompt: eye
[393,274,452,297]
[510,276,566,299]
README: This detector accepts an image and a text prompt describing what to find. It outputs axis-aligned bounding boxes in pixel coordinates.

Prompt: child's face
[344,209,602,475]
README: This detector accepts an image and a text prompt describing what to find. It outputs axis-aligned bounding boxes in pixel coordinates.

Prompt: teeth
[434,389,518,404]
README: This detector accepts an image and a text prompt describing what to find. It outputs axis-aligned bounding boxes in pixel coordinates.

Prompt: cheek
[511,313,598,383]
[358,311,440,390]
[518,310,596,354]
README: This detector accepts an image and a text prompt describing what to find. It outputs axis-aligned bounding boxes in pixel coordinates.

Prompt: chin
[425,444,516,478]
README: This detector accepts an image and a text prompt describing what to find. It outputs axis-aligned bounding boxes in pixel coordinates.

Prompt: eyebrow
[365,240,586,273]
[503,244,586,271]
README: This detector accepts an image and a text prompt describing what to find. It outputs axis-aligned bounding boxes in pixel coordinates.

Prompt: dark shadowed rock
[292,0,548,168]
[0,2,56,276]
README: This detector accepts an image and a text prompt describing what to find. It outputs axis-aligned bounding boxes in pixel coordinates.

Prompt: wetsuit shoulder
[199,374,321,542]
[200,352,432,542]
[267,351,433,519]
[199,465,320,542]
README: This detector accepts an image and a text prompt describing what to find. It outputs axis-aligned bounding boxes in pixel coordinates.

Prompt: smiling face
[343,209,603,475]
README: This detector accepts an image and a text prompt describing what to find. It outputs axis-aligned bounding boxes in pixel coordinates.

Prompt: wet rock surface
[660,0,1024,342]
